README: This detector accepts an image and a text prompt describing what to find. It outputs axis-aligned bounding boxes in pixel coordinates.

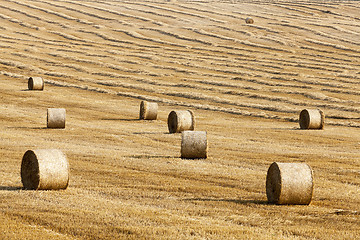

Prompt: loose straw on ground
[299,109,324,129]
[47,108,66,128]
[21,149,69,190]
[266,162,314,205]
[245,17,254,24]
[181,131,207,159]
[28,77,44,90]
[168,110,195,133]
[139,101,158,120]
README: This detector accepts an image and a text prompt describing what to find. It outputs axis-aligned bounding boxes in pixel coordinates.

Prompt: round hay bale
[21,149,69,190]
[47,108,66,129]
[28,77,44,90]
[181,131,207,159]
[167,110,195,133]
[245,17,254,24]
[299,109,324,129]
[266,162,314,205]
[139,101,158,120]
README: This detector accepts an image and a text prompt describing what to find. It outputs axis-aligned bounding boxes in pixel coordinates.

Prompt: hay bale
[21,149,69,190]
[28,77,44,90]
[181,131,207,159]
[182,131,207,158]
[245,17,254,24]
[167,110,195,133]
[47,108,66,129]
[139,101,158,120]
[266,162,314,205]
[299,109,324,129]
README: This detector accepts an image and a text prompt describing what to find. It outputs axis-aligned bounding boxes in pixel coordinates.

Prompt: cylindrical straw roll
[181,131,207,159]
[47,108,66,129]
[139,101,158,120]
[299,109,324,129]
[168,110,195,133]
[245,17,254,24]
[266,162,314,205]
[28,77,44,90]
[21,149,70,190]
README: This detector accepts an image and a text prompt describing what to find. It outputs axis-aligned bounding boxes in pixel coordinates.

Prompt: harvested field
[0,0,359,239]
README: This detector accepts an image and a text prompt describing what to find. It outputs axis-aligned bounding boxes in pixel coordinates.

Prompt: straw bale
[299,109,324,129]
[21,149,69,190]
[245,17,254,24]
[28,77,44,90]
[47,108,66,128]
[139,101,158,120]
[181,131,207,159]
[266,162,314,205]
[167,110,195,133]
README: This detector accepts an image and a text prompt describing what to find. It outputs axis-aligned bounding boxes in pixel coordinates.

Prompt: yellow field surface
[0,0,359,239]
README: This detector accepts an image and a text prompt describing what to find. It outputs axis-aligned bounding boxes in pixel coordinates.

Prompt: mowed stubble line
[1,0,360,125]
[0,0,359,239]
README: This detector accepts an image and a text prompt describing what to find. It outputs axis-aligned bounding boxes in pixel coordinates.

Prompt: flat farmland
[0,0,359,239]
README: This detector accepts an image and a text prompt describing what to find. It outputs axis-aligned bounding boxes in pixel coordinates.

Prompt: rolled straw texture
[245,17,254,24]
[21,149,69,190]
[299,109,324,129]
[168,110,195,133]
[139,101,158,120]
[266,162,314,205]
[47,108,66,128]
[28,77,44,90]
[181,131,208,159]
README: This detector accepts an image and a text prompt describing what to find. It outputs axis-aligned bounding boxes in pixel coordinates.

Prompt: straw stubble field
[0,0,359,239]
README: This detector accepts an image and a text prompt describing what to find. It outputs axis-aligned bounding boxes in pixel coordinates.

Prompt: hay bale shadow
[133,131,167,135]
[101,118,141,121]
[184,198,269,205]
[0,186,22,191]
[7,126,48,130]
[127,155,176,159]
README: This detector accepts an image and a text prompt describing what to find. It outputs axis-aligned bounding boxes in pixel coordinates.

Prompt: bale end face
[266,162,281,204]
[28,77,44,90]
[168,111,178,133]
[266,162,314,205]
[21,150,40,190]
